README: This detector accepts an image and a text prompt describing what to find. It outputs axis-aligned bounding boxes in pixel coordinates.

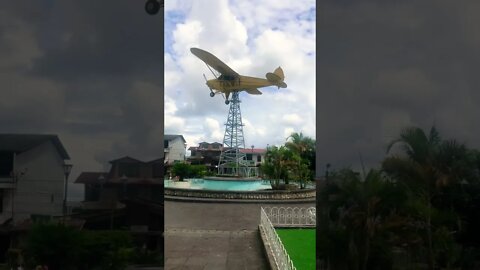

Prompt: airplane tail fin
[266,67,287,88]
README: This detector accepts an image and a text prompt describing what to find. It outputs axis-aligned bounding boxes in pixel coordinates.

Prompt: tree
[318,168,408,270]
[188,165,207,178]
[286,132,315,187]
[171,162,190,181]
[260,146,298,189]
[382,126,475,269]
[286,132,316,173]
[23,223,84,270]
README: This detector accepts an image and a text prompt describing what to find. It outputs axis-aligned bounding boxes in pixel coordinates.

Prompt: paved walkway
[165,201,314,269]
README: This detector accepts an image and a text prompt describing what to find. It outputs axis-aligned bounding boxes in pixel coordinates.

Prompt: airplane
[190,47,287,105]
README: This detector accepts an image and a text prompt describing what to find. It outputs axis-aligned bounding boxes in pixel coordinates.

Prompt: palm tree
[286,132,314,154]
[286,132,315,169]
[261,146,299,188]
[382,126,473,269]
[286,132,316,186]
[319,168,408,270]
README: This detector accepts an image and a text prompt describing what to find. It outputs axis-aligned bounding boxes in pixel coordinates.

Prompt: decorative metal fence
[260,207,297,270]
[263,206,316,227]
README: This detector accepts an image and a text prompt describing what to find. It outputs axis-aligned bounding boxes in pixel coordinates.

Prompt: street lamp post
[98,175,106,201]
[63,163,73,221]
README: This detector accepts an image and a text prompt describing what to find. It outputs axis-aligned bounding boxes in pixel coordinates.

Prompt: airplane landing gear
[145,0,160,15]
[210,92,215,97]
[225,100,230,105]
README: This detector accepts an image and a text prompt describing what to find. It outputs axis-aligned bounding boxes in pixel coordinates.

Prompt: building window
[246,154,252,160]
[164,140,169,148]
[0,152,13,177]
[257,155,261,162]
[119,163,140,177]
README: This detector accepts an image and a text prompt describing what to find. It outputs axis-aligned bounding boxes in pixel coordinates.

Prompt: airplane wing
[190,48,239,77]
[245,88,262,95]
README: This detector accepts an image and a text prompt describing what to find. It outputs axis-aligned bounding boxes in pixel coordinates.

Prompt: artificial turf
[276,228,315,270]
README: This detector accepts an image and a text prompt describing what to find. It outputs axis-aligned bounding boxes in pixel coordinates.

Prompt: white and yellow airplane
[190,48,287,104]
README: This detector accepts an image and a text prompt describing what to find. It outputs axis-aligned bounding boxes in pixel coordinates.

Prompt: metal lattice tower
[218,92,249,176]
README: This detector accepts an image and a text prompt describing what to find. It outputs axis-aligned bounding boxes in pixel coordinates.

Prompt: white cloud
[282,113,303,125]
[165,0,316,150]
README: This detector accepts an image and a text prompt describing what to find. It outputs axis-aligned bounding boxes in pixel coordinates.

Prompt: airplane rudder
[273,66,284,80]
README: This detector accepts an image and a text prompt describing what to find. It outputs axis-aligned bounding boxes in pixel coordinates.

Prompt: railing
[263,206,316,227]
[260,207,296,270]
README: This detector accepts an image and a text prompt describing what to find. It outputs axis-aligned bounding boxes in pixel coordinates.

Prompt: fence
[260,207,296,270]
[263,206,316,227]
[259,206,316,270]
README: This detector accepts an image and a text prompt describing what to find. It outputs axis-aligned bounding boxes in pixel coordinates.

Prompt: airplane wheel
[145,0,160,15]
[225,100,230,105]
[210,92,215,97]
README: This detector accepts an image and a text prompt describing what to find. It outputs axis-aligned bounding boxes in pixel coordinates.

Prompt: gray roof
[0,134,70,159]
[164,134,186,143]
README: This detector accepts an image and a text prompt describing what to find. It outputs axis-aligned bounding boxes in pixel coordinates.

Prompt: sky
[3,0,480,198]
[164,0,316,154]
[0,2,163,200]
[317,0,480,176]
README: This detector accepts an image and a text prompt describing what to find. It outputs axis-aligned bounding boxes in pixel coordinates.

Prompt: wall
[0,140,65,224]
[165,137,185,164]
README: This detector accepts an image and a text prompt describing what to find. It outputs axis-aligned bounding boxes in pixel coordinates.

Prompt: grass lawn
[276,228,315,270]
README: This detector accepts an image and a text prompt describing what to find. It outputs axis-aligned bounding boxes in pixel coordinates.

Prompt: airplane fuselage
[206,75,273,92]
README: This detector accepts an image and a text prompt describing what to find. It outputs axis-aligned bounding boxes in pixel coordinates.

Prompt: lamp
[63,163,73,219]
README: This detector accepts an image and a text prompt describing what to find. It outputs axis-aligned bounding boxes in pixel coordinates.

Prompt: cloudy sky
[164,0,316,154]
[0,2,163,200]
[3,0,480,198]
[317,1,480,176]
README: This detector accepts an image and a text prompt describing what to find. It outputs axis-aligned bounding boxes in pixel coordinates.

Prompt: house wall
[165,137,185,164]
[245,153,265,166]
[0,140,65,224]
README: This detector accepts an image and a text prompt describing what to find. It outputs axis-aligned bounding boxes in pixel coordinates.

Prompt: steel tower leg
[218,92,248,176]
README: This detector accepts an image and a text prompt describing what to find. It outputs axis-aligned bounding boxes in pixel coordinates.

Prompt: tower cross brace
[217,92,250,176]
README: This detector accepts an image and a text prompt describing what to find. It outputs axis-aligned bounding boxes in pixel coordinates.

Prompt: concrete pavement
[165,201,314,269]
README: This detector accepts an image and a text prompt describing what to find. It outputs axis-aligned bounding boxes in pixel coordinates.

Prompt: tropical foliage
[171,163,207,180]
[261,132,315,189]
[318,126,480,269]
[19,224,162,270]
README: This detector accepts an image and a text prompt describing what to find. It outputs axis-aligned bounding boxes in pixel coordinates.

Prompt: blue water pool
[164,178,272,191]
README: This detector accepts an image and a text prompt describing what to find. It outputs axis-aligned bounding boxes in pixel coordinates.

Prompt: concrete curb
[164,195,316,204]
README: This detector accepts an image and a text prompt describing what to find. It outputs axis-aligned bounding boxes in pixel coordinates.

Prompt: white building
[239,148,267,167]
[0,134,70,225]
[164,135,186,165]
